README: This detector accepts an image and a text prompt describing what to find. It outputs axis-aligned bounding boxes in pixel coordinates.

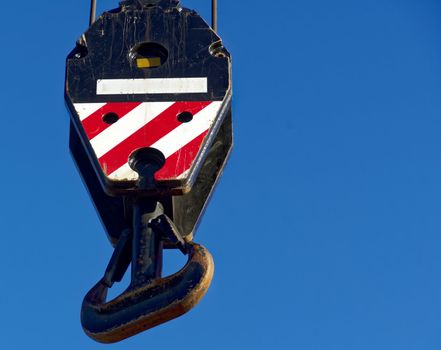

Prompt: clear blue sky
[1,0,441,349]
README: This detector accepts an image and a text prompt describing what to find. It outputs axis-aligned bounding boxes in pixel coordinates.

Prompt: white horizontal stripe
[90,102,174,159]
[74,103,106,121]
[97,78,208,95]
[109,101,222,181]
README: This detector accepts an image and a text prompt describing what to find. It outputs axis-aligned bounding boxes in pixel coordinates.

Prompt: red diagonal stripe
[99,101,212,175]
[155,130,209,180]
[81,102,142,140]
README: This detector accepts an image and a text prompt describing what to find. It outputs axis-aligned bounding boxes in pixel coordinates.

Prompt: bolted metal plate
[65,0,232,196]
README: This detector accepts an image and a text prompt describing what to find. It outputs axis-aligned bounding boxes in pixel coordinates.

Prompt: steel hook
[80,192,214,343]
[81,242,214,343]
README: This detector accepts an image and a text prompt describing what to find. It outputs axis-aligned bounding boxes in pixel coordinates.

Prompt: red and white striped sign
[74,101,222,181]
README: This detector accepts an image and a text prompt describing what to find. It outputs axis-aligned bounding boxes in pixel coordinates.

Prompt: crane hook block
[64,0,232,342]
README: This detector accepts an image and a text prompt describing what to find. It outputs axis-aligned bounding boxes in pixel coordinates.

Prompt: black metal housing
[66,0,233,244]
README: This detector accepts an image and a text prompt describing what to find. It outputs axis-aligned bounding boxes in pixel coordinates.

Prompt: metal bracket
[89,0,218,31]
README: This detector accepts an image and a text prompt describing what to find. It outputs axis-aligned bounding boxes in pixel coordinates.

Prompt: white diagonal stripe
[109,101,222,180]
[152,102,221,157]
[74,103,106,121]
[97,78,208,95]
[110,163,139,181]
[90,102,174,159]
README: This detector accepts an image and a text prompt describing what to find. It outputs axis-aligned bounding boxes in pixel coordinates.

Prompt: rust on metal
[82,243,214,343]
